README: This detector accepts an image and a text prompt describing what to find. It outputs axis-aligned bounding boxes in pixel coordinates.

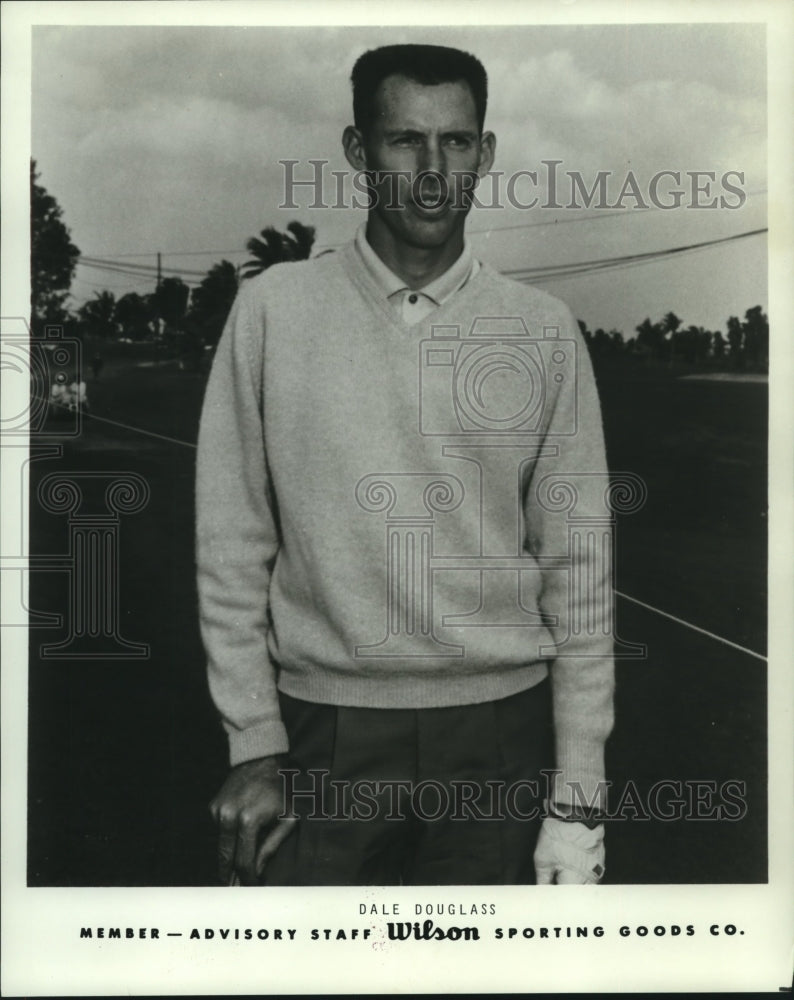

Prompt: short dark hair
[351,44,488,134]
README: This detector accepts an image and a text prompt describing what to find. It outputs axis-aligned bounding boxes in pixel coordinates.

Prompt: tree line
[31,161,318,362]
[31,160,768,372]
[75,220,318,357]
[579,306,768,370]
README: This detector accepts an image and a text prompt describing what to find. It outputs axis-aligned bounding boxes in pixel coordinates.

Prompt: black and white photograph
[1,0,792,994]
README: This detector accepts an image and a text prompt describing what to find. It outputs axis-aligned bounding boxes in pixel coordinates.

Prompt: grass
[26,341,767,885]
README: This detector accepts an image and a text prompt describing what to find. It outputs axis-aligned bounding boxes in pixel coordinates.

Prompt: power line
[76,259,202,286]
[72,226,767,299]
[73,274,153,294]
[79,256,208,278]
[528,240,746,286]
[74,188,768,259]
[463,188,767,240]
[505,228,767,283]
[79,247,249,260]
[504,227,767,276]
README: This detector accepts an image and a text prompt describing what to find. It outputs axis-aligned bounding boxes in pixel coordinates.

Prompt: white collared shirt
[353,224,479,324]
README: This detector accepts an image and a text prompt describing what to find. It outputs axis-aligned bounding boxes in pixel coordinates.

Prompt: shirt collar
[353,223,474,306]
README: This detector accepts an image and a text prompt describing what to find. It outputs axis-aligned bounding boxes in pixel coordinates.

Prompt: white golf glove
[534,816,605,885]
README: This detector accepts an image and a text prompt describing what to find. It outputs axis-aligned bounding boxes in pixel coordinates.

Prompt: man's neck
[364,216,465,290]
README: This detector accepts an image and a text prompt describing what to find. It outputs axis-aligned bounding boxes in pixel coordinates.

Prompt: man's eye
[446,137,472,149]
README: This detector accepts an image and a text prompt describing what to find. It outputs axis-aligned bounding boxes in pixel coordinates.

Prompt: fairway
[26,344,767,886]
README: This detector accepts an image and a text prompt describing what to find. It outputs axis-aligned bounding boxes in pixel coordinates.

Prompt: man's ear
[343,125,368,171]
[477,130,496,178]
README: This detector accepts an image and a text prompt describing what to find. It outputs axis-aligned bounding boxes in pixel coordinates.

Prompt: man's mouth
[410,195,452,218]
[410,174,451,215]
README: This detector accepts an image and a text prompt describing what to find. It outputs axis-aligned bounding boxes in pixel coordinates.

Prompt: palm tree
[115,292,154,342]
[742,306,768,369]
[78,290,117,340]
[186,260,239,349]
[154,276,190,335]
[635,317,665,360]
[663,311,682,366]
[662,311,682,336]
[726,316,744,367]
[241,221,316,280]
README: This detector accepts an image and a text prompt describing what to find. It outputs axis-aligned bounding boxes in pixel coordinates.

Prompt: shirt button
[408,293,418,304]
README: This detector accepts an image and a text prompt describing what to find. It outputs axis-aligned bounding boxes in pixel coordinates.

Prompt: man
[196,44,613,887]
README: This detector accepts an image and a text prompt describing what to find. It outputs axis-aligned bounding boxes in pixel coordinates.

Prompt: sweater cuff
[552,734,609,813]
[228,720,290,767]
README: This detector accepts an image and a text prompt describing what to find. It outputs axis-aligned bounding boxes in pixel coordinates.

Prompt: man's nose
[419,140,447,178]
[415,144,448,206]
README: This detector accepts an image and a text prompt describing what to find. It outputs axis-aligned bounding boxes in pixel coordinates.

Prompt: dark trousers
[262,679,553,886]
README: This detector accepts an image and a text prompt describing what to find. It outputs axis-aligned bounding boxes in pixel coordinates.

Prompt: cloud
[29,22,768,332]
[487,48,765,187]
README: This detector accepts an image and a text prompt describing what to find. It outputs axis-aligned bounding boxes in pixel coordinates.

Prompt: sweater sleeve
[524,309,615,810]
[195,281,288,766]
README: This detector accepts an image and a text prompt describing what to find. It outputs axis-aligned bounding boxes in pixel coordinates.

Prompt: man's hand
[533,817,605,885]
[209,756,297,886]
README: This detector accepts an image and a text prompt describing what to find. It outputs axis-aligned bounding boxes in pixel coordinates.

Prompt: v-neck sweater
[196,241,615,803]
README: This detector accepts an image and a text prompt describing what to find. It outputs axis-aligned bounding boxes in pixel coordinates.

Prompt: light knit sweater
[196,242,615,803]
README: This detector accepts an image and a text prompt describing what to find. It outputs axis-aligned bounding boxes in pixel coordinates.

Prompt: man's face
[344,74,495,252]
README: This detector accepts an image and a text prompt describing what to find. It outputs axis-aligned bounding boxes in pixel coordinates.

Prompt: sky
[30,20,768,337]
